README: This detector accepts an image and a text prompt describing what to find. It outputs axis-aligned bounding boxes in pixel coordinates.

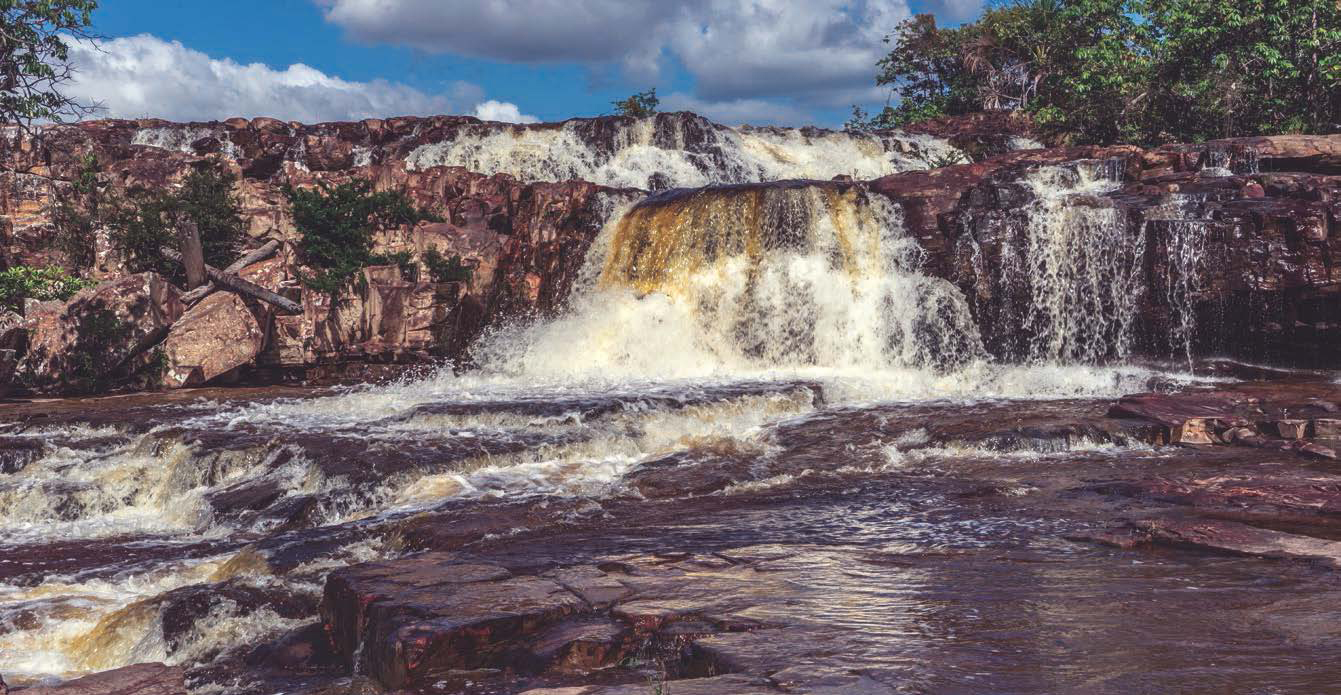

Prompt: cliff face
[871,136,1341,366]
[1,112,1339,393]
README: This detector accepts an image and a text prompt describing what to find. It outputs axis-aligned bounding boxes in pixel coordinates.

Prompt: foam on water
[404,116,964,188]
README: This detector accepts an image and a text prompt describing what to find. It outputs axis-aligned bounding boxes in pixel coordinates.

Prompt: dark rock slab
[1135,518,1341,567]
[12,663,186,695]
[321,551,585,689]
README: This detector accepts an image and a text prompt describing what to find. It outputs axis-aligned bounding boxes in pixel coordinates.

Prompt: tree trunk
[161,246,302,315]
[177,216,207,290]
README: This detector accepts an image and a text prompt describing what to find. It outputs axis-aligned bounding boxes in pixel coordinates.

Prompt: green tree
[612,88,659,118]
[0,0,100,132]
[109,163,245,280]
[862,0,1340,145]
[284,179,439,297]
[1145,0,1341,141]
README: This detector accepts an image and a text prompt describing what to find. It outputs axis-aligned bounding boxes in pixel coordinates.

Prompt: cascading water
[475,183,985,382]
[996,161,1146,363]
[3,133,1226,692]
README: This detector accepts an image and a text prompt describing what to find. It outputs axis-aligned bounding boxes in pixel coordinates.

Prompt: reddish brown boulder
[18,272,184,394]
[161,291,264,387]
[13,663,186,695]
[321,552,586,689]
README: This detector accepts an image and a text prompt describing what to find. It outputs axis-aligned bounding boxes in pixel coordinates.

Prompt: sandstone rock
[19,272,184,394]
[162,292,264,388]
[1135,518,1341,568]
[1274,419,1309,440]
[321,552,586,689]
[14,663,186,695]
[1313,419,1341,438]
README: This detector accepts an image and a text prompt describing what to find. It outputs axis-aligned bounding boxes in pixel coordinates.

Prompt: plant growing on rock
[284,179,440,298]
[612,88,659,118]
[50,152,101,270]
[0,265,92,311]
[108,162,245,281]
[423,247,473,284]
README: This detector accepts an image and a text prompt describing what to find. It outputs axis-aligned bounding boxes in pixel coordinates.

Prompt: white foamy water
[404,117,964,189]
[1,154,1229,688]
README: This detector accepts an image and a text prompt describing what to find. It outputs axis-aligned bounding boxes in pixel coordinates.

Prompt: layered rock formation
[2,113,1339,394]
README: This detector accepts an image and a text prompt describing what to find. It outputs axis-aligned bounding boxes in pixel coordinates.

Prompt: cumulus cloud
[63,34,527,124]
[657,92,811,126]
[319,0,914,121]
[472,100,540,124]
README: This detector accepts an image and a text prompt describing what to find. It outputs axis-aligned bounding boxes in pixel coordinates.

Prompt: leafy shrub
[612,88,659,118]
[110,163,245,280]
[51,153,101,271]
[0,265,94,311]
[284,180,440,297]
[423,247,473,284]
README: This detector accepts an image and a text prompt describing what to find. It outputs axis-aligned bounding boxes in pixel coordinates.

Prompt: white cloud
[319,0,913,119]
[658,92,811,126]
[472,100,540,124]
[63,34,495,123]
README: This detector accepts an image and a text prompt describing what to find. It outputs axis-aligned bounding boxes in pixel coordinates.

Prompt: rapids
[2,138,1331,694]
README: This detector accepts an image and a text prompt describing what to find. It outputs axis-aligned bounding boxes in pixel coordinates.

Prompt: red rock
[1274,419,1309,440]
[13,663,186,695]
[1136,518,1341,568]
[18,272,183,394]
[162,291,264,387]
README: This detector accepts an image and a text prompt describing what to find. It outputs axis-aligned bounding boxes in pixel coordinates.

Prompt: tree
[861,0,1340,145]
[284,179,440,297]
[107,163,245,282]
[0,0,100,132]
[612,88,659,118]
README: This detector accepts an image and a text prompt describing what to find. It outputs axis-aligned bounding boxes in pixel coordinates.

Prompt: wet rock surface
[7,366,1341,693]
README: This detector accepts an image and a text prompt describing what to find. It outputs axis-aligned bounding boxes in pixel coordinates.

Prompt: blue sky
[73,0,984,127]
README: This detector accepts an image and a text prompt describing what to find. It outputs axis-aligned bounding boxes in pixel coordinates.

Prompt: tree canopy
[0,0,100,131]
[854,0,1341,146]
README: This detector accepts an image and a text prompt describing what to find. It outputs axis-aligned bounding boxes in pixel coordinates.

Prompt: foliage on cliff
[0,0,100,131]
[52,159,245,283]
[284,180,440,297]
[0,265,91,311]
[613,89,659,118]
[855,0,1341,145]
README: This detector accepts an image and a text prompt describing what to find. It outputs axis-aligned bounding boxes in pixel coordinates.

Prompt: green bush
[612,88,659,118]
[110,163,245,280]
[423,247,473,283]
[0,266,94,312]
[861,0,1341,146]
[54,160,245,282]
[284,179,440,297]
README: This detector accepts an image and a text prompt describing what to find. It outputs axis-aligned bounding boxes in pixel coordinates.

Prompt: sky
[68,0,985,128]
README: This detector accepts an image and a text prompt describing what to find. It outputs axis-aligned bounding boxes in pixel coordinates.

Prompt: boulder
[19,272,183,394]
[321,552,586,689]
[161,291,264,388]
[13,663,186,695]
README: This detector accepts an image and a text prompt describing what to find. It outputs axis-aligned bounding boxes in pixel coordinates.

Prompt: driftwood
[162,245,302,315]
[177,218,207,290]
[180,240,281,305]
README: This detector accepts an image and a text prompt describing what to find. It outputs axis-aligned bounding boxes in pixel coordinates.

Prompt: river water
[2,156,1336,694]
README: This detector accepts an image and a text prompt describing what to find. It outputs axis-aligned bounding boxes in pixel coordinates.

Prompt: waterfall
[995,161,1145,363]
[473,183,986,380]
[404,115,967,189]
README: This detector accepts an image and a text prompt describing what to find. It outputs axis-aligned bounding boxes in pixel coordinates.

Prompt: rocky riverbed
[2,113,1341,694]
[6,365,1341,694]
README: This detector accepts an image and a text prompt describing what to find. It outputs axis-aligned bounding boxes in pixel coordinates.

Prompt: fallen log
[161,245,302,315]
[181,240,281,305]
